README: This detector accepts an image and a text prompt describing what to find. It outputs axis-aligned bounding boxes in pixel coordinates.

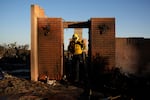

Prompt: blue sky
[0,0,150,49]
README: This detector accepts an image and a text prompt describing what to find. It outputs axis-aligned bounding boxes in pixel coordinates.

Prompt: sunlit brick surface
[90,18,115,70]
[38,18,63,80]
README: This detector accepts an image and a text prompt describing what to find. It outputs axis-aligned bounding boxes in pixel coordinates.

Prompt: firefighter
[68,33,85,82]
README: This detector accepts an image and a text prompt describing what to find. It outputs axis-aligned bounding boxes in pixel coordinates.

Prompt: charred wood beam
[63,21,90,28]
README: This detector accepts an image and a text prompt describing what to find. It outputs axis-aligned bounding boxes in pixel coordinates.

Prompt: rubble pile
[0,73,83,100]
[1,69,150,100]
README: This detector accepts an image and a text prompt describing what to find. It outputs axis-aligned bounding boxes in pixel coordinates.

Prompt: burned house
[31,5,150,81]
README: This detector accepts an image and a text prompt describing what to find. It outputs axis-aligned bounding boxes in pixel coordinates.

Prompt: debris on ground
[0,73,83,100]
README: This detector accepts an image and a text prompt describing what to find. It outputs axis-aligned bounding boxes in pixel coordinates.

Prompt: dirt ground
[1,71,150,100]
[0,73,85,100]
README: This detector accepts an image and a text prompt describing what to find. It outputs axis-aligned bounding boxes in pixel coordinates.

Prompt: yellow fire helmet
[72,33,79,42]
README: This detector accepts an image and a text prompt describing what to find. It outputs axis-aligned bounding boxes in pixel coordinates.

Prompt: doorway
[63,28,89,82]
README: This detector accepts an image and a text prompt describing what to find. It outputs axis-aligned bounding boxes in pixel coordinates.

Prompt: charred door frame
[63,21,91,60]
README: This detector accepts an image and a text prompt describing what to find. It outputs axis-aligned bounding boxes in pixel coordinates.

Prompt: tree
[0,45,5,58]
[0,42,30,64]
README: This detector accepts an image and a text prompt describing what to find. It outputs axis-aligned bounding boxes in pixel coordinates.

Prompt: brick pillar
[38,18,63,80]
[74,28,82,39]
[90,18,115,70]
[31,5,46,81]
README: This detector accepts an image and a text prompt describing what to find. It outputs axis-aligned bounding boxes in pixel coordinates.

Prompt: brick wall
[38,18,63,80]
[90,18,115,70]
[116,38,150,75]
